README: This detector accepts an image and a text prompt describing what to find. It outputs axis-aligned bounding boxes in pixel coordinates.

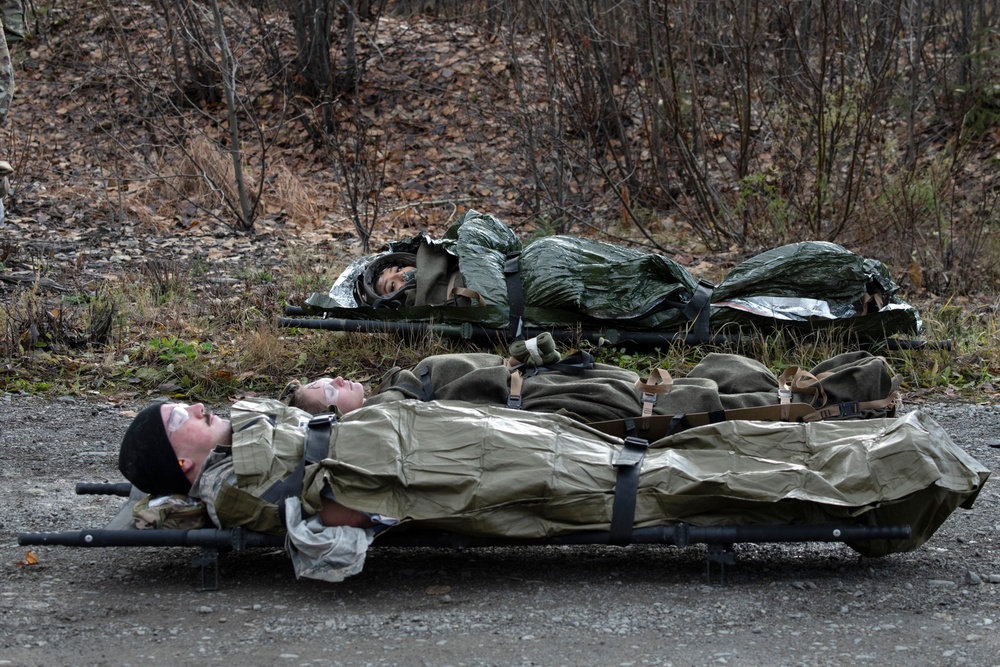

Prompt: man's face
[160,402,231,464]
[300,377,366,414]
[376,265,415,296]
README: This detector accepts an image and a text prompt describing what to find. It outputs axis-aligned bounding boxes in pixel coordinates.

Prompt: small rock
[987,574,1000,584]
[966,572,982,585]
[928,579,956,587]
[197,605,213,614]
[56,396,76,403]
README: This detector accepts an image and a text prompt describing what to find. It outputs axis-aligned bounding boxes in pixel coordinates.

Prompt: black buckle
[507,395,522,409]
[308,413,339,428]
[614,436,648,468]
[838,401,861,417]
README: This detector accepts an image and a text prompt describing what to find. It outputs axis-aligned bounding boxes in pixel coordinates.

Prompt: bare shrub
[269,166,327,229]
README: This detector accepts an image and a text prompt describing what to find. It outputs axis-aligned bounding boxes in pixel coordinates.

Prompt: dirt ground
[1,394,998,667]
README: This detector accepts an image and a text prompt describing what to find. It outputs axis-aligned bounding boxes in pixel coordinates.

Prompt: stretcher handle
[76,482,133,497]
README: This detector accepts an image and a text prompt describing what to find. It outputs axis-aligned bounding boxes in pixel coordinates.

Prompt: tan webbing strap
[810,392,899,420]
[778,369,793,420]
[634,368,673,418]
[778,367,836,408]
[776,365,899,418]
[587,402,821,441]
[507,369,523,409]
[446,272,486,306]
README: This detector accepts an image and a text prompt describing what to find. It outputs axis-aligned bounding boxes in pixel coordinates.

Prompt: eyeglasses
[306,379,340,406]
[165,404,190,436]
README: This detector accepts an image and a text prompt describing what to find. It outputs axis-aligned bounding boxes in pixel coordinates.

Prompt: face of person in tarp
[161,403,232,479]
[298,377,366,414]
[375,264,415,296]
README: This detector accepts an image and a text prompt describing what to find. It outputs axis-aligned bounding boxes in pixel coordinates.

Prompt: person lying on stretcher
[120,344,902,533]
[277,336,901,426]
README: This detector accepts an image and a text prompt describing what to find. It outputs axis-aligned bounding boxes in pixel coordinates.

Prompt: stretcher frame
[18,481,912,590]
[277,308,950,351]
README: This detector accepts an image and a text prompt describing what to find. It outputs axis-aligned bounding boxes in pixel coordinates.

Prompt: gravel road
[1,394,998,667]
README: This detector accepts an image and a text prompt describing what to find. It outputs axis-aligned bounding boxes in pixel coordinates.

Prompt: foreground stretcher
[18,404,990,590]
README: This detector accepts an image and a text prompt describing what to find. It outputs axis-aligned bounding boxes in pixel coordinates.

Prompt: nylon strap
[259,413,337,517]
[777,367,899,419]
[587,402,821,440]
[541,350,596,374]
[812,394,899,420]
[634,368,673,418]
[682,280,715,343]
[384,364,435,401]
[507,370,523,409]
[446,271,486,306]
[504,350,597,409]
[609,436,649,545]
[504,253,524,340]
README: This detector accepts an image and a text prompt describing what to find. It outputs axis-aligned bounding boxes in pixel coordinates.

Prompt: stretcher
[282,211,948,350]
[18,481,913,590]
[18,399,989,592]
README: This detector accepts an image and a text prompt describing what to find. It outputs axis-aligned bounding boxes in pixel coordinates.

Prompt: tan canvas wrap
[304,400,989,557]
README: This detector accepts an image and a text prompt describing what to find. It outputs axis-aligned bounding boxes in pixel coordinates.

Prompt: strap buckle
[838,401,860,418]
[308,413,339,428]
[614,436,648,468]
[507,395,522,409]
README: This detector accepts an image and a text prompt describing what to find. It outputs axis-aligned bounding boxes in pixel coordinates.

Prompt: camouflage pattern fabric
[1,0,24,126]
[2,0,26,42]
[0,20,11,127]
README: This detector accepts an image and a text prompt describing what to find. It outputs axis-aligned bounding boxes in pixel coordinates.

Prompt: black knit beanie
[118,402,193,496]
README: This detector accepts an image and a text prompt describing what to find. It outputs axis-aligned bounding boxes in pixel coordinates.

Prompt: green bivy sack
[302,401,989,558]
[302,210,920,341]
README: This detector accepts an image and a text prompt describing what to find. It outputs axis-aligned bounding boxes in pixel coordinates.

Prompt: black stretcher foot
[706,543,736,586]
[193,548,220,592]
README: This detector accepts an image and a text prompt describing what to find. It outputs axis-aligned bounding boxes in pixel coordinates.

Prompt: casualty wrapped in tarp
[298,211,921,342]
[303,401,989,558]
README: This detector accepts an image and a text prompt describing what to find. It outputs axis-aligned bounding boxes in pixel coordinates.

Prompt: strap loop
[609,436,649,546]
[507,370,523,409]
[635,368,673,418]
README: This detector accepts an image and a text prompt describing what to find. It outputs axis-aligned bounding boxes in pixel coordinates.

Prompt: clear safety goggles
[305,379,340,406]
[165,403,191,436]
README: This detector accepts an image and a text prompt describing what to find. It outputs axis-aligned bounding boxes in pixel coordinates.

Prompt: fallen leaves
[15,551,39,566]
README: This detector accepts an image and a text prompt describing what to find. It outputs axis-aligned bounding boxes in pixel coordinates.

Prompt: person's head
[356,252,417,305]
[376,264,415,296]
[280,377,366,415]
[118,402,233,496]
